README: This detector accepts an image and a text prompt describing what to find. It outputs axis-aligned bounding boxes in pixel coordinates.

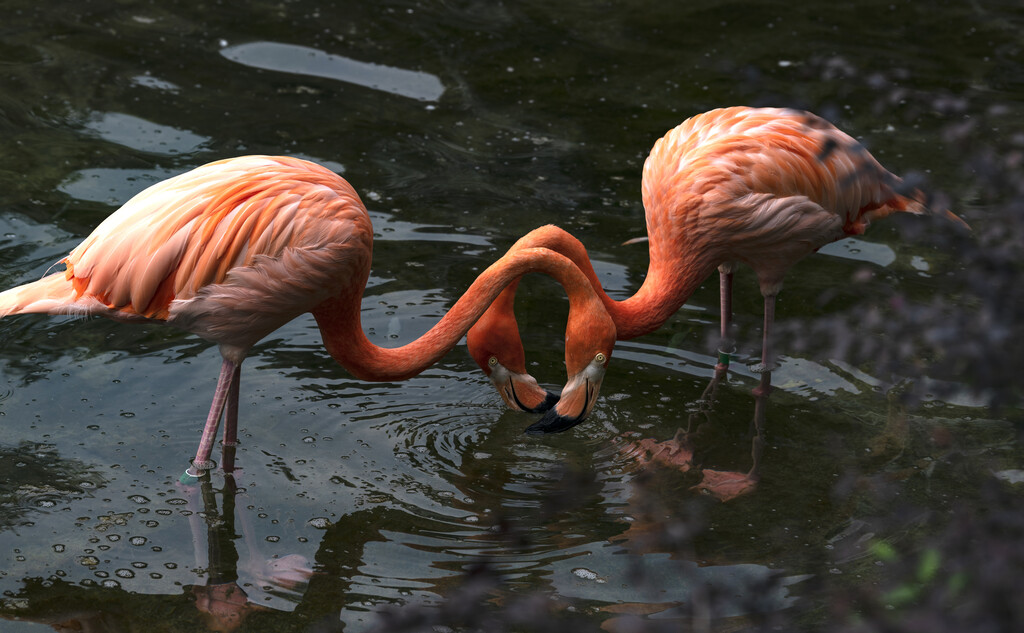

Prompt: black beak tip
[525,390,561,414]
[524,408,585,435]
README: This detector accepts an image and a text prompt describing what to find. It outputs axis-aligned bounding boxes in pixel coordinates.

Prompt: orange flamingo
[468,106,967,433]
[0,156,616,480]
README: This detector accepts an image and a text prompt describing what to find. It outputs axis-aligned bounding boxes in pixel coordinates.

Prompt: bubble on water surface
[572,568,606,583]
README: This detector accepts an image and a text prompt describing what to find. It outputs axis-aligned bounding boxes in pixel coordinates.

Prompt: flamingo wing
[7,156,372,353]
[642,107,922,291]
[648,107,915,220]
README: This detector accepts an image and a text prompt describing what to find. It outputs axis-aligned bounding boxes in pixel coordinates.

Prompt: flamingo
[0,155,616,480]
[467,106,968,434]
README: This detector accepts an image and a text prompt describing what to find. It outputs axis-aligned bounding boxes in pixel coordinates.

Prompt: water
[1,1,1022,631]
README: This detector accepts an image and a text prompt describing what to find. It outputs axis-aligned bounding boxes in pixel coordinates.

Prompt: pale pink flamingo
[467,106,967,434]
[0,156,616,480]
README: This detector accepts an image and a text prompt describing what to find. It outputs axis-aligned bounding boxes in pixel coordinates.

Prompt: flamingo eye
[488,356,498,367]
[594,353,606,363]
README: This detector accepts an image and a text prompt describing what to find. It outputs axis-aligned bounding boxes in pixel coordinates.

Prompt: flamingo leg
[717,268,735,370]
[753,293,776,397]
[220,364,242,474]
[183,359,238,481]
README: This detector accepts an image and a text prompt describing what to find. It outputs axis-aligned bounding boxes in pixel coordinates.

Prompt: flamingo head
[523,303,616,435]
[467,308,559,414]
[466,266,616,433]
[524,351,610,435]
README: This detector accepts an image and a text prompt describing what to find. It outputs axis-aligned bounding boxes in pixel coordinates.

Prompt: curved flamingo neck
[509,225,713,340]
[609,252,712,339]
[312,247,603,382]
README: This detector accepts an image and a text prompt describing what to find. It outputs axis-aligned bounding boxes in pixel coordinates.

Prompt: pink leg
[716,268,735,370]
[753,294,776,397]
[220,364,242,474]
[184,359,238,479]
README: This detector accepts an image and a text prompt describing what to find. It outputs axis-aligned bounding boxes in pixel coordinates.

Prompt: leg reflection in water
[624,363,768,503]
[185,470,314,633]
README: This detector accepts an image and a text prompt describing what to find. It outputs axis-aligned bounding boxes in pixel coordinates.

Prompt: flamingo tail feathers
[863,188,969,231]
[0,273,80,319]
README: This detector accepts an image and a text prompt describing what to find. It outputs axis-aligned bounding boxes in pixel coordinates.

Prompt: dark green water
[1,1,1021,631]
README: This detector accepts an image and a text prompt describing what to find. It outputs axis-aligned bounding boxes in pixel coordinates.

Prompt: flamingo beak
[486,357,560,413]
[525,352,608,435]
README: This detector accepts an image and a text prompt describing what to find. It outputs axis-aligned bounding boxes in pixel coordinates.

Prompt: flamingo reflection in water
[621,365,766,502]
[186,472,314,633]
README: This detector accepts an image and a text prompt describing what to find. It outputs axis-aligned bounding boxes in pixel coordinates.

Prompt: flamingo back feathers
[644,107,908,230]
[60,156,367,319]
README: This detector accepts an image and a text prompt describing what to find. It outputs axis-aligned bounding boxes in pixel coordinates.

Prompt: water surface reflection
[0,0,1020,631]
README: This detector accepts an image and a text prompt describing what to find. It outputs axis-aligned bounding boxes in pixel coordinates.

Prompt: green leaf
[917,548,941,583]
[870,540,898,562]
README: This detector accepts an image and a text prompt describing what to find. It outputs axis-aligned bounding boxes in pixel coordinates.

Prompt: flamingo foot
[752,384,773,398]
[625,430,695,472]
[692,469,759,502]
[181,458,217,484]
[747,361,779,374]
